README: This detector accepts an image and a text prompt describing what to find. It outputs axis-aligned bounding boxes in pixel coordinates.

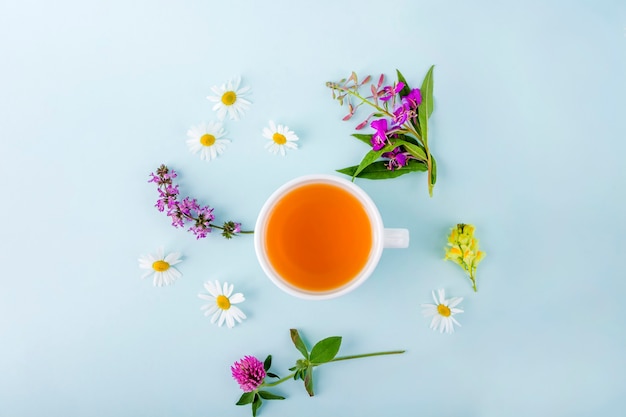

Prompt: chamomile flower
[186,121,230,161]
[262,120,299,156]
[138,247,183,287]
[198,280,246,328]
[421,289,463,334]
[207,76,251,121]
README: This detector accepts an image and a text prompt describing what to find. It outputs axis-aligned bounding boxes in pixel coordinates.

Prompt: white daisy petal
[448,297,464,308]
[205,281,219,297]
[211,310,221,324]
[217,311,227,327]
[229,293,245,304]
[230,306,246,321]
[164,252,181,265]
[203,305,219,316]
[226,283,234,297]
[225,314,235,328]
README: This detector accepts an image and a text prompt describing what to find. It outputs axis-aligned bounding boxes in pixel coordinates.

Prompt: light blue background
[1,0,625,416]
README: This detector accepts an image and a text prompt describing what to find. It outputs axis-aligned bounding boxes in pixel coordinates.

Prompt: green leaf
[393,139,427,161]
[420,65,435,118]
[267,372,280,379]
[351,133,373,146]
[430,155,437,186]
[263,355,272,372]
[258,390,286,400]
[290,329,309,359]
[418,103,428,147]
[310,336,342,364]
[236,392,255,406]
[252,396,262,417]
[396,69,412,97]
[337,160,428,180]
[304,366,315,397]
[352,149,383,179]
[352,143,397,179]
[395,134,419,146]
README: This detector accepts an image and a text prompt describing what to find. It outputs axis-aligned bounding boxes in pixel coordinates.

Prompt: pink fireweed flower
[392,102,411,125]
[370,118,390,150]
[403,88,422,108]
[379,82,405,102]
[383,147,410,171]
[231,356,266,392]
[393,89,422,126]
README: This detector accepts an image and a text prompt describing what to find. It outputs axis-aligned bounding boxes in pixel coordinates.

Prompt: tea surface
[265,183,373,291]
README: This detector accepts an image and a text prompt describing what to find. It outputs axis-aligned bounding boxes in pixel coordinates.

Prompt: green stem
[208,224,254,234]
[261,350,405,389]
[328,350,406,363]
[261,373,296,388]
[469,267,477,292]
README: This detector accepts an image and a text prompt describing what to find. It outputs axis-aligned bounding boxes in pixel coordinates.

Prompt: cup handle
[383,228,409,248]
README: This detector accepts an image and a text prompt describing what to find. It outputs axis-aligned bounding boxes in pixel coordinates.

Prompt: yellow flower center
[216,295,231,310]
[272,133,287,145]
[152,260,170,272]
[200,134,216,147]
[437,304,451,317]
[221,91,237,105]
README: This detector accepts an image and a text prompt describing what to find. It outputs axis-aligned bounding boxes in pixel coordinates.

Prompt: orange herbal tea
[264,183,373,292]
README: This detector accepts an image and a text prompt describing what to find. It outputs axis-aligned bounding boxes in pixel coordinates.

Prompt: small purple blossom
[379,82,405,102]
[179,197,200,216]
[149,166,250,239]
[231,356,266,392]
[370,118,389,151]
[166,202,186,228]
[383,147,410,171]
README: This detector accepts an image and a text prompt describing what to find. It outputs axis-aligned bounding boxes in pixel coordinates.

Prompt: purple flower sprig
[326,67,437,197]
[232,329,404,417]
[149,164,252,239]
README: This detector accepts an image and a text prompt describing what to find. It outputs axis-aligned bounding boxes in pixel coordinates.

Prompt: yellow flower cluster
[444,224,485,292]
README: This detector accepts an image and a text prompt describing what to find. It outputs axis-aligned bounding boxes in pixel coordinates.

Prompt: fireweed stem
[260,350,405,389]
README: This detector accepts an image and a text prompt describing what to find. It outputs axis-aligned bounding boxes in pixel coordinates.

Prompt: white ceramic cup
[254,174,409,300]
